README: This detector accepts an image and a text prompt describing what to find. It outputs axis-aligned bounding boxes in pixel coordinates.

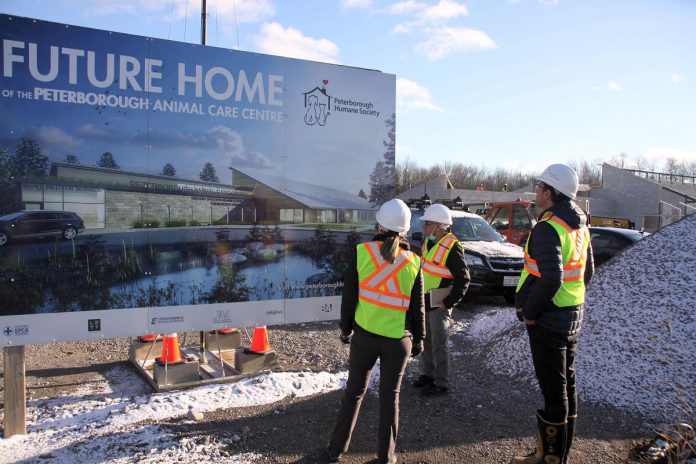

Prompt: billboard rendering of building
[0,14,394,345]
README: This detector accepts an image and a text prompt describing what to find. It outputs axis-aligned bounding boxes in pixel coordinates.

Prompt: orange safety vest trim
[358,241,415,312]
[421,233,457,280]
[522,215,588,282]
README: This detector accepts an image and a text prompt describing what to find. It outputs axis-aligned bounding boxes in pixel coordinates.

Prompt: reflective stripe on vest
[516,212,590,307]
[355,241,421,338]
[422,233,458,293]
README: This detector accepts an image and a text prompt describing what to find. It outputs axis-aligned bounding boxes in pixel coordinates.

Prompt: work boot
[511,410,566,464]
[562,415,576,464]
[412,374,433,388]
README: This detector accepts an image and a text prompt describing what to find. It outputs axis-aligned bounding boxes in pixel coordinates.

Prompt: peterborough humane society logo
[303,80,331,126]
[303,79,382,127]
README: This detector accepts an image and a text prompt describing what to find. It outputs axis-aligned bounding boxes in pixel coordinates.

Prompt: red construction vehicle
[484,200,536,246]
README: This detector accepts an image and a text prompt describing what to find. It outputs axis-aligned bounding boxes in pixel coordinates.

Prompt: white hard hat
[536,163,579,200]
[376,199,411,234]
[418,203,453,226]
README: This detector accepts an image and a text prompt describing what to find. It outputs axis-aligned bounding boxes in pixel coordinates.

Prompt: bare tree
[685,161,696,180]
[609,152,628,169]
[663,157,681,182]
[634,156,651,171]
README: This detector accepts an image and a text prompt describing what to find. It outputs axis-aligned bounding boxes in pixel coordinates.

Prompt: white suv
[409,209,524,305]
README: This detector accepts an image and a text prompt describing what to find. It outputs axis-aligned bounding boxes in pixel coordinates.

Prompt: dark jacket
[515,200,594,335]
[423,236,470,310]
[340,233,426,343]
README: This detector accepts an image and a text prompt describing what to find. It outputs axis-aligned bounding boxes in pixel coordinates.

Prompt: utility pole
[199,0,208,364]
[200,0,207,46]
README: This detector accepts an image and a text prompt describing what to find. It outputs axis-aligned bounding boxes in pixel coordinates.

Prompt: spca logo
[303,80,331,126]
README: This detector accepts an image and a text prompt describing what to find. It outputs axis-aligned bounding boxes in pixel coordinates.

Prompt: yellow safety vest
[516,212,591,307]
[421,232,459,293]
[355,241,421,338]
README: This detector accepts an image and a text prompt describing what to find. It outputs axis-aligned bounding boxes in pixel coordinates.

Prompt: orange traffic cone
[248,326,271,353]
[217,328,239,334]
[138,334,160,342]
[157,333,183,364]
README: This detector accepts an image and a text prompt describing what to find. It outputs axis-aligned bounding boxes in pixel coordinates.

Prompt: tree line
[396,153,696,194]
[609,153,696,180]
[0,137,225,214]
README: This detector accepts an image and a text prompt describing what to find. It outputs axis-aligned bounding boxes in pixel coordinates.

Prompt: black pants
[527,324,578,423]
[328,330,411,463]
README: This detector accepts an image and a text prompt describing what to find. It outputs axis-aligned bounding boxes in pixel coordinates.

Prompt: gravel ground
[1,296,653,463]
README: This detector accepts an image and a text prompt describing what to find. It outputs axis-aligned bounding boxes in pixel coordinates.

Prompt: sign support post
[3,345,27,437]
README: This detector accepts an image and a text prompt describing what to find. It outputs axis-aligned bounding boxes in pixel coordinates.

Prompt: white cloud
[341,0,373,8]
[386,1,428,15]
[538,0,559,5]
[414,26,497,60]
[592,80,622,92]
[422,0,469,21]
[29,126,80,153]
[394,0,468,33]
[607,80,622,91]
[254,22,339,64]
[208,125,244,155]
[396,78,443,113]
[644,147,696,163]
[672,73,685,84]
[231,151,274,169]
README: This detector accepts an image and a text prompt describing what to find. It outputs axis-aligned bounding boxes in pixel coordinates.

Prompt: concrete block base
[153,359,200,387]
[235,350,278,374]
[204,330,242,351]
[129,339,164,362]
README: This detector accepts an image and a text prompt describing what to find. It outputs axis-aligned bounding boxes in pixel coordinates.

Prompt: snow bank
[0,368,346,463]
[467,214,696,423]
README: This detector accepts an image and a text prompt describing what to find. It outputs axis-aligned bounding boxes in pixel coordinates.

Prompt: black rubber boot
[562,415,576,464]
[511,410,566,464]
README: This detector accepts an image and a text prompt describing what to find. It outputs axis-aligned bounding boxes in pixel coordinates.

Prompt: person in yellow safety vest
[512,164,594,464]
[412,203,470,396]
[326,198,425,464]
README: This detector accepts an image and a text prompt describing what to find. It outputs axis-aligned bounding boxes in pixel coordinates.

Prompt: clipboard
[428,287,452,307]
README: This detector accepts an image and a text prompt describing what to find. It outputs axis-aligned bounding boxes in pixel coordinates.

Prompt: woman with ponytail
[326,199,425,464]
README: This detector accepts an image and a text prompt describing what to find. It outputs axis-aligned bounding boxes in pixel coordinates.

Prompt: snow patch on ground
[0,370,346,463]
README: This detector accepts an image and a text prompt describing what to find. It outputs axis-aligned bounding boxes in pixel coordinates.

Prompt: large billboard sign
[0,15,396,345]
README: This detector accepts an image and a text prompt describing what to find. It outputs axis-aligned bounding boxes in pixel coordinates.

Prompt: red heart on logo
[323,80,329,85]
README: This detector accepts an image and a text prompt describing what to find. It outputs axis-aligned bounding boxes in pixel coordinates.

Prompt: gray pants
[422,308,451,388]
[328,330,411,463]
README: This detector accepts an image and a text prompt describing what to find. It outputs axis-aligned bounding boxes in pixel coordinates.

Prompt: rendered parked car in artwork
[408,208,524,304]
[0,210,85,246]
[589,226,648,266]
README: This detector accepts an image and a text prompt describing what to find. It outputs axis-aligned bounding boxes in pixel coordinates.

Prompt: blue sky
[2,0,695,175]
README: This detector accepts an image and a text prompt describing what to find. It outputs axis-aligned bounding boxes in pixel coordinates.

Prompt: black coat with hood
[514,199,595,336]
